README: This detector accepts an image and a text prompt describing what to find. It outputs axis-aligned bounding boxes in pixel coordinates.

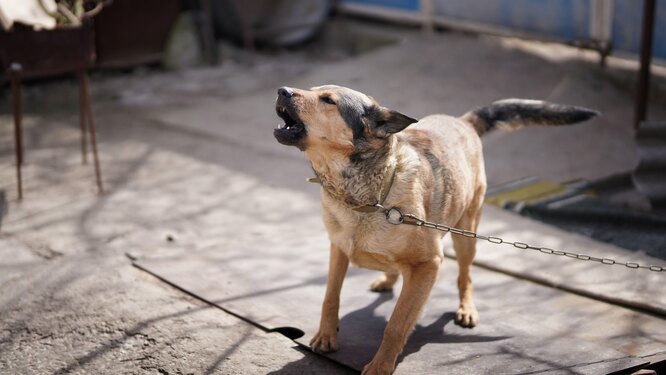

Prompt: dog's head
[273,85,417,157]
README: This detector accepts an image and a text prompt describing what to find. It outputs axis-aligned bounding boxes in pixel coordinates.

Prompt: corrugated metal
[344,0,419,11]
[341,0,666,60]
[433,0,590,40]
[613,0,666,58]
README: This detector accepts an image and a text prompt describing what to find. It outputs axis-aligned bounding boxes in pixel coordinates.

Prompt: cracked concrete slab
[0,43,353,375]
[1,19,665,374]
[0,253,352,375]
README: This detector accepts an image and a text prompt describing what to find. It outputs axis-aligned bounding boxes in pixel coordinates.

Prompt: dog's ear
[366,105,417,138]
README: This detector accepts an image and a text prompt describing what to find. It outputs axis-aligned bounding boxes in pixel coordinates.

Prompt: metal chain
[374,204,665,273]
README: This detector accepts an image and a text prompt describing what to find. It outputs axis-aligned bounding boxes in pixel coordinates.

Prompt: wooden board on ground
[465,206,666,316]
[134,236,664,374]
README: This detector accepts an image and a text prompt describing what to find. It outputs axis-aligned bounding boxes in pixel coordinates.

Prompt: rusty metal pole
[78,70,88,164]
[231,0,255,61]
[10,63,23,200]
[79,71,104,194]
[199,0,219,64]
[634,0,656,130]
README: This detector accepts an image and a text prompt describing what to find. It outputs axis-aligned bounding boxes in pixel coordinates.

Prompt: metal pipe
[635,0,656,130]
[79,71,104,194]
[79,69,88,164]
[199,0,219,64]
[10,63,23,200]
[231,0,255,54]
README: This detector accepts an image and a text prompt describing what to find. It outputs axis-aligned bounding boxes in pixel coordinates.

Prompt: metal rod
[79,71,104,194]
[231,0,255,56]
[241,18,255,53]
[78,70,88,164]
[10,63,23,200]
[635,0,656,130]
[199,0,219,64]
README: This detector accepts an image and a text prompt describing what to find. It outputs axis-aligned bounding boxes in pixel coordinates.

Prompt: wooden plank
[135,238,659,373]
[463,205,666,317]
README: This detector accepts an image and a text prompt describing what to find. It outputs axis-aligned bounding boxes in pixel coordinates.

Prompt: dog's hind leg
[451,203,482,328]
[370,271,400,292]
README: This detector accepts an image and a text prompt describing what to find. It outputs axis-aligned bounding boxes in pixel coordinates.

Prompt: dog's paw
[455,305,479,328]
[369,276,396,293]
[310,330,339,353]
[370,274,398,293]
[362,358,394,375]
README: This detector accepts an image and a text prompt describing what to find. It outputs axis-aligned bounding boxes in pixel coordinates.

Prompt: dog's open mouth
[274,105,306,146]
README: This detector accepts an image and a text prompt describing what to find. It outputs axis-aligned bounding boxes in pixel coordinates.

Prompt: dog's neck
[310,136,398,209]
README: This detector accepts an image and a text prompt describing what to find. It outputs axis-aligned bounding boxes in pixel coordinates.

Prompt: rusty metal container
[93,0,181,68]
[0,24,95,79]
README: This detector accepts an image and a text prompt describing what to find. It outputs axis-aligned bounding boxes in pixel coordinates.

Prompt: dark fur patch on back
[423,149,442,207]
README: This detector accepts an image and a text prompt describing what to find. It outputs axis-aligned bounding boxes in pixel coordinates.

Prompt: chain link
[375,204,665,273]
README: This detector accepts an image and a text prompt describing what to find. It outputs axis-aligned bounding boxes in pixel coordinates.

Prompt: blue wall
[434,0,591,40]
[342,0,666,60]
[613,0,666,59]
[345,0,419,11]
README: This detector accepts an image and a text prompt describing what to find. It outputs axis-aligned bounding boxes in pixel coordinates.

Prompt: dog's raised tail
[462,99,600,136]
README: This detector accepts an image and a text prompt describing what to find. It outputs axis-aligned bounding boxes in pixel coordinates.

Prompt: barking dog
[273,85,597,374]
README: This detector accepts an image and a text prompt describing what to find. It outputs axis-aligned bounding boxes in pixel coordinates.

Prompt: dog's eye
[321,96,336,105]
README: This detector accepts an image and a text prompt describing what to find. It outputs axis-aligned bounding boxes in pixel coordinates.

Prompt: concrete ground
[1,20,665,374]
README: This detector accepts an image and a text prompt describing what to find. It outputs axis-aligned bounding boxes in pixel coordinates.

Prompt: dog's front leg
[311,243,349,353]
[362,259,440,375]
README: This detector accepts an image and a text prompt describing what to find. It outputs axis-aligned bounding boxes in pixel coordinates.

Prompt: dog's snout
[278,86,294,98]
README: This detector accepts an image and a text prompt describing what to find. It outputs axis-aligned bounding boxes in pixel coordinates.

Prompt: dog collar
[307,162,397,213]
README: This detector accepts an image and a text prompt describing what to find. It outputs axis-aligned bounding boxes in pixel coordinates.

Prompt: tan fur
[274,85,596,374]
[279,86,486,375]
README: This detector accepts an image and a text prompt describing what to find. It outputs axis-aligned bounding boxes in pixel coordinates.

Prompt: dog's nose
[278,86,294,98]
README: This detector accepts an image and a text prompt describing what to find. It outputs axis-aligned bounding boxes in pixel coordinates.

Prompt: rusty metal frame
[7,67,104,199]
[635,0,656,130]
[9,64,23,200]
[78,71,104,194]
[2,25,103,200]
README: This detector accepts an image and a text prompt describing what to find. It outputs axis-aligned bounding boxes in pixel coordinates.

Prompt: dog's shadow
[337,292,509,367]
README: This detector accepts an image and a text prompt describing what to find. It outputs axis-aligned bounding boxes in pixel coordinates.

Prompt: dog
[273,85,597,374]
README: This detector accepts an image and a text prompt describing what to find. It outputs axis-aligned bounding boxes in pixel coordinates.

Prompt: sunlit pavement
[1,26,665,374]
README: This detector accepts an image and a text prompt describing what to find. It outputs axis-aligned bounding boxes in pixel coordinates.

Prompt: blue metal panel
[343,0,666,61]
[613,0,666,59]
[433,0,590,40]
[344,0,419,11]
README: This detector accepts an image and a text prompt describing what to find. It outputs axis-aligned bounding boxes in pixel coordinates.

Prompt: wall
[342,0,666,60]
